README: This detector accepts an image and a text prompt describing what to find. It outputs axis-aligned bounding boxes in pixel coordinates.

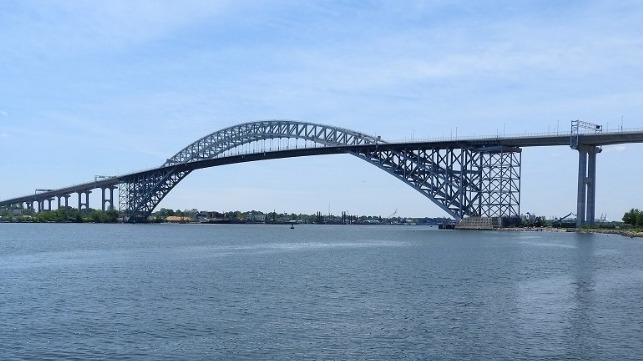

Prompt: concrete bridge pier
[57,194,70,209]
[101,186,117,211]
[36,199,53,212]
[77,191,91,212]
[576,145,601,227]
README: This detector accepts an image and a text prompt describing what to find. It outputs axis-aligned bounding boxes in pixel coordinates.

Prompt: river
[1,223,642,360]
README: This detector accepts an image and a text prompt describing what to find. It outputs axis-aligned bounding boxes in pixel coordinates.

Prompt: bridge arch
[119,120,520,222]
[163,120,380,166]
[121,120,382,221]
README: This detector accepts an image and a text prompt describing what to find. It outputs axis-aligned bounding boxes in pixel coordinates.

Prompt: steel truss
[352,147,482,219]
[479,147,521,218]
[120,120,522,222]
[119,168,192,222]
[353,145,520,220]
[163,120,378,166]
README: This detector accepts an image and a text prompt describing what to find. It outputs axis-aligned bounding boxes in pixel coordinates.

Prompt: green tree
[534,216,546,227]
[623,209,641,226]
[90,210,103,223]
[103,209,119,223]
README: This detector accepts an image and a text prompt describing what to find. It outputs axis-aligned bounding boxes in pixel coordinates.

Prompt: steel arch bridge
[118,120,521,222]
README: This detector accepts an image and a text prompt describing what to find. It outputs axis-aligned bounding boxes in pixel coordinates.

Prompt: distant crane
[388,209,398,218]
[553,212,576,227]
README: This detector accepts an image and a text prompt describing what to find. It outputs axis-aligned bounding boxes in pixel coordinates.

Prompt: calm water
[1,224,643,360]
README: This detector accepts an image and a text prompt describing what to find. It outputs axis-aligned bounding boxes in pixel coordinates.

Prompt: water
[1,224,642,360]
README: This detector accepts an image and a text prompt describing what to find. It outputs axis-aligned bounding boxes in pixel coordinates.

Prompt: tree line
[622,209,643,227]
[0,207,119,223]
[3,206,643,227]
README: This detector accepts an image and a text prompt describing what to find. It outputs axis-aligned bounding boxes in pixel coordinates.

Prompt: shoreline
[498,226,643,238]
[576,228,643,238]
[3,221,642,238]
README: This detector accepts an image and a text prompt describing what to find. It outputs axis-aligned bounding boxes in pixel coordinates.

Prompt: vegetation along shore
[2,206,642,239]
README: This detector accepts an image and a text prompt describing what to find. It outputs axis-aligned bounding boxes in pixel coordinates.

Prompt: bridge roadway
[2,128,643,222]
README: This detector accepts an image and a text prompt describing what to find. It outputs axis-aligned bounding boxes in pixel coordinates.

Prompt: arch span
[163,120,380,165]
[119,120,520,222]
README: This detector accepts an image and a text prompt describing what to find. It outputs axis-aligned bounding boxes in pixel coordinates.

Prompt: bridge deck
[2,130,643,207]
[396,130,643,148]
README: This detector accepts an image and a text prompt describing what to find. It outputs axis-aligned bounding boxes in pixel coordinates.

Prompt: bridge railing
[388,127,643,144]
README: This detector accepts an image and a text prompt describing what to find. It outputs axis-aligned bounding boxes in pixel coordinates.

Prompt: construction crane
[553,212,575,227]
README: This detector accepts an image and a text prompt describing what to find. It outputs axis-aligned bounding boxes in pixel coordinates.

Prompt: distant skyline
[1,1,642,220]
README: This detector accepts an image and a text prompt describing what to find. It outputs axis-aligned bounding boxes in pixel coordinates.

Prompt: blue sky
[1,0,642,220]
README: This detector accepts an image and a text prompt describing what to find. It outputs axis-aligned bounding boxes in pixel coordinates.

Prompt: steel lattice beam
[119,167,192,222]
[479,149,521,218]
[351,146,521,220]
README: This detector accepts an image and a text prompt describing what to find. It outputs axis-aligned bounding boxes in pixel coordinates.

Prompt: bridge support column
[576,145,600,227]
[58,194,70,209]
[37,199,53,212]
[77,191,91,212]
[101,186,116,211]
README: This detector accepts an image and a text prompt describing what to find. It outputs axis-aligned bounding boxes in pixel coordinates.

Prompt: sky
[1,0,642,220]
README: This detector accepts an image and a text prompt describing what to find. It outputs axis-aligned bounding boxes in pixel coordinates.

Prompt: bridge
[2,120,643,226]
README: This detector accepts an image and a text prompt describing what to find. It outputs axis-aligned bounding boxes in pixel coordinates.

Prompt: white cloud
[2,1,238,58]
[603,145,628,153]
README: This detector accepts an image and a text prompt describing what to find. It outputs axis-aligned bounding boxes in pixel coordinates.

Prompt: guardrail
[387,127,643,144]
